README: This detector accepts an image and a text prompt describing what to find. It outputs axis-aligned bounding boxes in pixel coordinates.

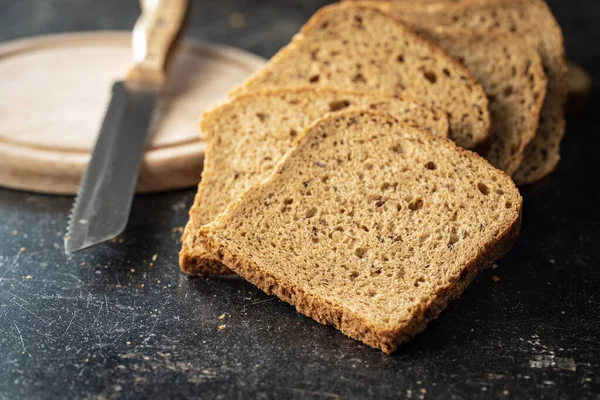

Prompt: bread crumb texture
[180,88,449,275]
[233,3,490,150]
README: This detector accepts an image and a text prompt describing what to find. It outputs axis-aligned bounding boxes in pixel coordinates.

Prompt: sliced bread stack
[357,0,566,184]
[175,0,567,352]
[429,32,547,175]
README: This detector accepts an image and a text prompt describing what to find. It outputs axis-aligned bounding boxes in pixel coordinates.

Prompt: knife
[65,0,189,253]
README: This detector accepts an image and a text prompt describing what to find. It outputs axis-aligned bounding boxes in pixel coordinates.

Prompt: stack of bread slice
[180,0,565,353]
[348,0,566,184]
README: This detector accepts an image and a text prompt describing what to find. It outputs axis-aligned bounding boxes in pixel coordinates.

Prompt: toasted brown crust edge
[197,111,523,353]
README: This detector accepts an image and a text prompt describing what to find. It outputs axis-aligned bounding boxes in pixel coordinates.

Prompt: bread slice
[231,3,491,150]
[180,88,450,275]
[363,0,566,183]
[197,110,522,353]
[429,32,547,175]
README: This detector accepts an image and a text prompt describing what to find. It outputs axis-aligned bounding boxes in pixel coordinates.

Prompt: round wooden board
[0,32,266,194]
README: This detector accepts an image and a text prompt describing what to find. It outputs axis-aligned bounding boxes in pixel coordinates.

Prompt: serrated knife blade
[65,82,158,253]
[65,0,189,253]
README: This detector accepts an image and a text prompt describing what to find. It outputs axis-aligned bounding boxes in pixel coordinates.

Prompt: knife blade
[65,82,158,253]
[66,0,189,253]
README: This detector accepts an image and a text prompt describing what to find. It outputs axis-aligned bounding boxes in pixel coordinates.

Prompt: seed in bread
[197,110,522,353]
[180,88,450,275]
[232,3,491,150]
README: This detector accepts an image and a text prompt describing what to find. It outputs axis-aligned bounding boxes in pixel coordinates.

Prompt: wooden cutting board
[0,32,266,194]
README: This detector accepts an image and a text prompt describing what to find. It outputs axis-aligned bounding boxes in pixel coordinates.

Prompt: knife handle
[126,0,189,87]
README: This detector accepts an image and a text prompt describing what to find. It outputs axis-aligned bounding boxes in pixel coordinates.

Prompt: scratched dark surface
[0,0,599,399]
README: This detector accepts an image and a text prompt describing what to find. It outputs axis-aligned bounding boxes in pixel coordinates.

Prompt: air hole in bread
[504,85,513,97]
[256,113,268,122]
[505,201,513,209]
[408,198,423,211]
[290,129,298,138]
[309,75,320,83]
[397,54,405,63]
[352,73,367,83]
[414,277,426,287]
[354,15,364,29]
[423,71,437,84]
[477,183,490,195]
[328,100,351,112]
[355,247,369,258]
[425,161,436,170]
[305,208,317,218]
[391,144,403,154]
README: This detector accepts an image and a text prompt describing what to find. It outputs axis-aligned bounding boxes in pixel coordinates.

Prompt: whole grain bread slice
[197,110,522,353]
[362,0,566,183]
[180,88,450,275]
[231,3,490,150]
[430,32,547,175]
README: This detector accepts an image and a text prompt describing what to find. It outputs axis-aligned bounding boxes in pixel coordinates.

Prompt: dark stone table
[0,1,598,399]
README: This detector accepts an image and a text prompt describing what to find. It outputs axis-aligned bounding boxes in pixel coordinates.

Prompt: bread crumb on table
[218,324,226,331]
[492,276,500,283]
[228,12,246,28]
[152,254,158,262]
[219,314,226,320]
